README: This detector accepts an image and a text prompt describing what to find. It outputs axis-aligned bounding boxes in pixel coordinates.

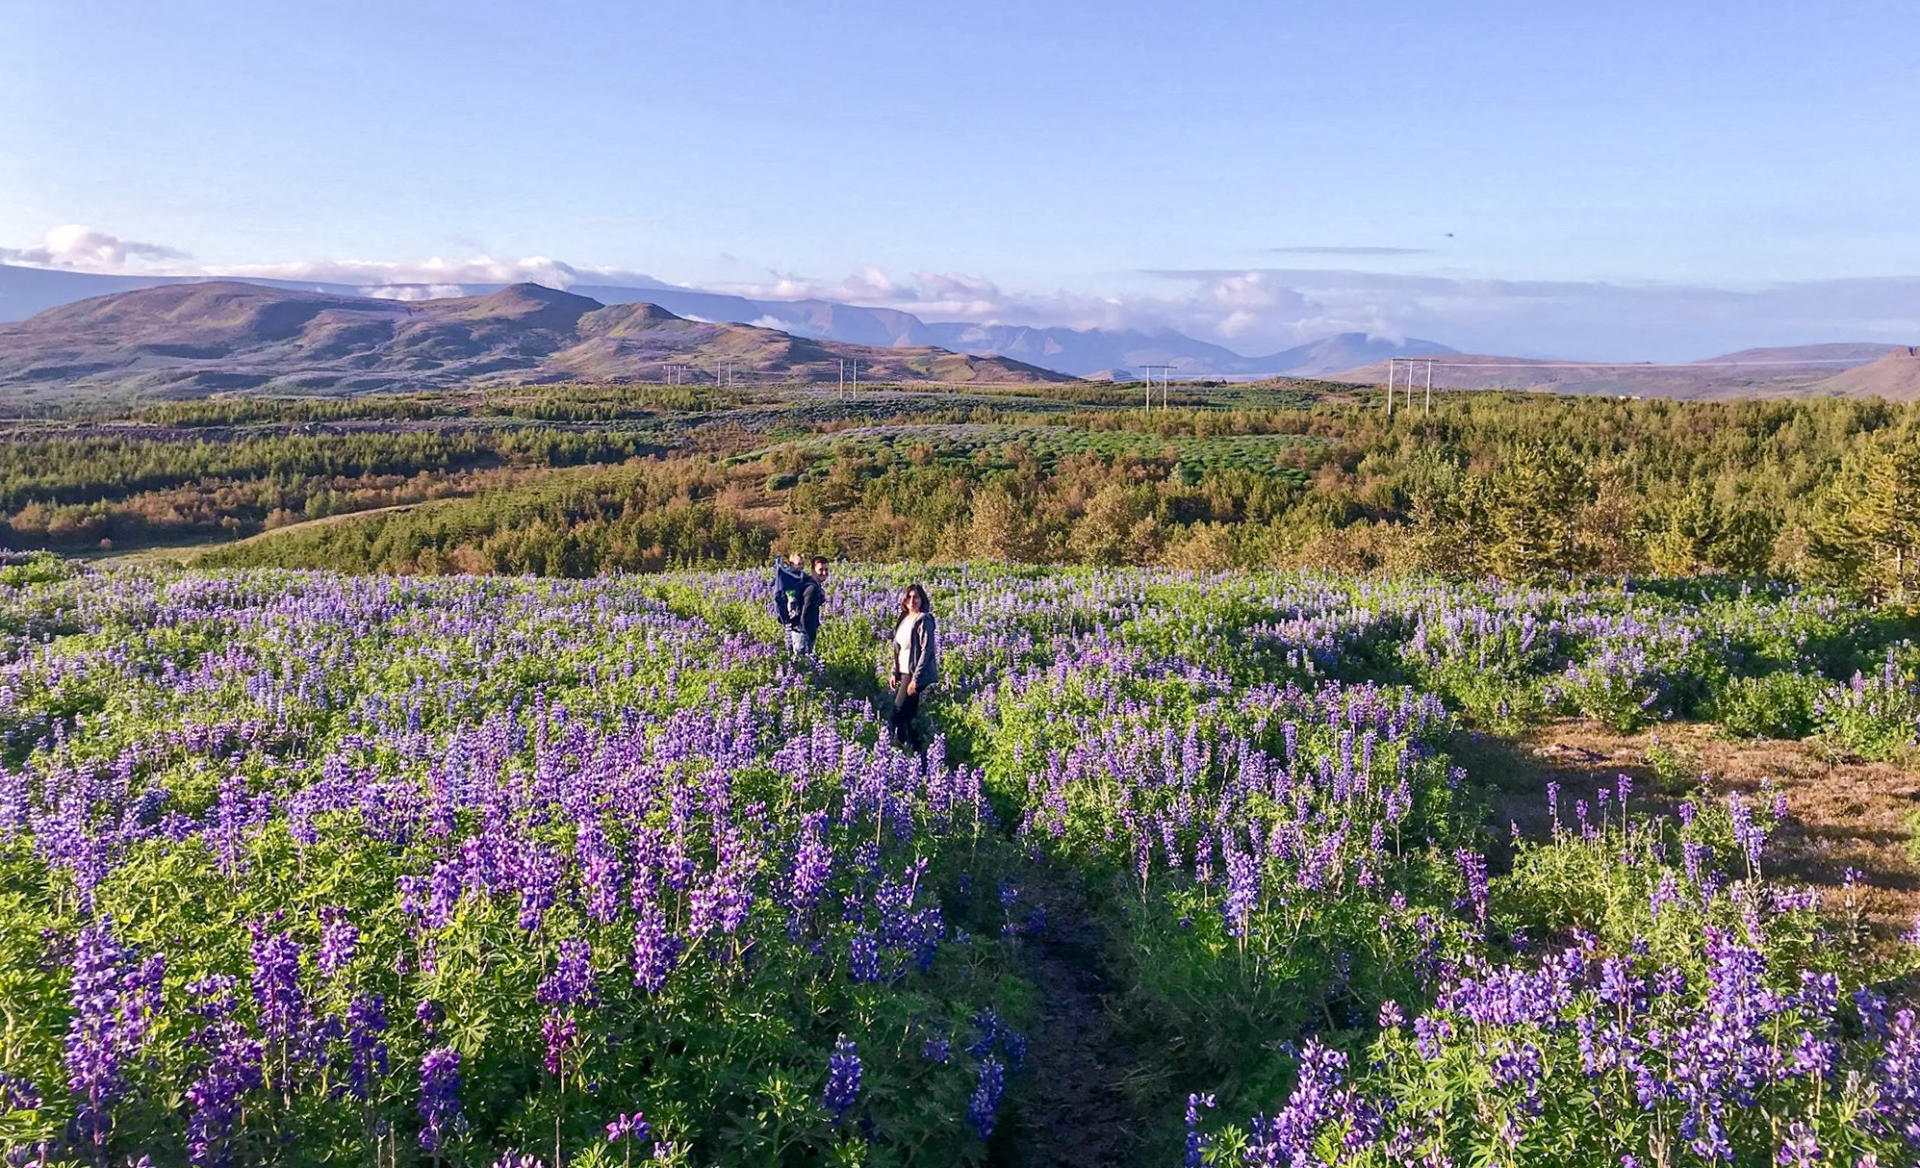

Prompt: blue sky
[3,0,1917,358]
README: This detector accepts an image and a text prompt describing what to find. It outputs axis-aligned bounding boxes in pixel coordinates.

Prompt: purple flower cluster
[966,1057,1004,1140]
[64,917,162,1151]
[2,564,1912,1165]
[823,1035,861,1123]
[417,1045,462,1152]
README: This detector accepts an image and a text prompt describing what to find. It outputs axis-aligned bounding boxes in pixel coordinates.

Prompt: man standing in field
[779,555,829,657]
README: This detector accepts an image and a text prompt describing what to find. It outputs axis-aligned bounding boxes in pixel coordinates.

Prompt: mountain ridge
[0,281,1073,399]
[1,264,1456,378]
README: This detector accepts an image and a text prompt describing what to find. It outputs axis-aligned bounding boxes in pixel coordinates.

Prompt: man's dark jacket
[796,577,825,637]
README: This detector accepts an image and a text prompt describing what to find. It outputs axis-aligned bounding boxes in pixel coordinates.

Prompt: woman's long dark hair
[896,583,931,622]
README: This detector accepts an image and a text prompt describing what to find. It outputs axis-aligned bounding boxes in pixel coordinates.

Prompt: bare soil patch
[1454,719,1920,939]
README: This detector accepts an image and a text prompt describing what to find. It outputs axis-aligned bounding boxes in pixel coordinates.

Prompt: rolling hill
[1813,347,1920,400]
[0,281,1074,399]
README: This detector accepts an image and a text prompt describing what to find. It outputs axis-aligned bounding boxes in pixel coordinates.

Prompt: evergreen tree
[1808,434,1920,602]
[1489,443,1590,582]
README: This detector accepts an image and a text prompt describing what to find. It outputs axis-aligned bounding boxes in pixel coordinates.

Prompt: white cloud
[0,224,666,292]
[1141,269,1920,360]
[747,315,826,337]
[362,284,468,301]
[0,224,188,269]
[218,255,590,289]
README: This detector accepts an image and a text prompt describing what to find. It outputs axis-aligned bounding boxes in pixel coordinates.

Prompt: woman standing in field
[888,583,938,751]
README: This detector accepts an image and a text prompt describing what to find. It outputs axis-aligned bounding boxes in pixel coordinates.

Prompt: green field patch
[782,422,1323,479]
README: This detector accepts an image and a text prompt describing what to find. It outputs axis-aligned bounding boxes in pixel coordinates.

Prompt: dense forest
[3,380,1916,597]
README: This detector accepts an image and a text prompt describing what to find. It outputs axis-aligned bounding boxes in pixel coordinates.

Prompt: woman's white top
[894,612,923,674]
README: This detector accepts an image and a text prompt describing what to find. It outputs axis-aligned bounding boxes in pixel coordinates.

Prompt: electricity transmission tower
[1384,358,1435,417]
[1140,364,1176,411]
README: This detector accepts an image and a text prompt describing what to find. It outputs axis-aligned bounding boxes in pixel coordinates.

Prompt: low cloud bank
[0,225,187,269]
[5,224,1917,361]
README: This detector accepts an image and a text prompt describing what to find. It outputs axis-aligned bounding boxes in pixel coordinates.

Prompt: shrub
[1712,670,1823,739]
[1817,647,1920,761]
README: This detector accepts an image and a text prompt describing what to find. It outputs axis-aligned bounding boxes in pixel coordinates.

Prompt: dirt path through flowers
[999,856,1144,1168]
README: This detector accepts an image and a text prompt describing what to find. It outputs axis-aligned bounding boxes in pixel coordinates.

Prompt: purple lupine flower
[1727,793,1766,873]
[967,1056,1006,1141]
[1247,1040,1351,1163]
[1222,844,1262,938]
[822,1035,861,1122]
[542,1011,578,1078]
[787,810,832,935]
[577,821,625,925]
[849,929,882,983]
[631,901,680,993]
[425,858,464,929]
[317,909,359,976]
[1455,848,1489,929]
[1776,1121,1818,1166]
[343,994,389,1102]
[516,842,563,931]
[184,975,263,1168]
[249,926,309,1059]
[417,1045,462,1152]
[0,1072,41,1112]
[537,937,597,1007]
[65,917,163,1151]
[605,1111,650,1143]
[1854,986,1889,1038]
[1184,1091,1217,1167]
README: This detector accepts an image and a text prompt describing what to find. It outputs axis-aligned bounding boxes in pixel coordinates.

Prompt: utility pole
[1424,358,1433,415]
[851,359,858,393]
[1141,365,1175,410]
[1385,359,1395,418]
[837,359,845,397]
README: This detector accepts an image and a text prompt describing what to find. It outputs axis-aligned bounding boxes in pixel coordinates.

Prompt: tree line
[196,392,1920,600]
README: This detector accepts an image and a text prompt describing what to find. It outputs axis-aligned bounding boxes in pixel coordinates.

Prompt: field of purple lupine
[1,553,1918,1166]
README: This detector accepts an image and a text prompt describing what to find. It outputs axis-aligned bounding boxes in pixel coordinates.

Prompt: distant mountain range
[0,263,1452,379]
[0,281,1068,399]
[0,264,1911,395]
[1335,344,1917,400]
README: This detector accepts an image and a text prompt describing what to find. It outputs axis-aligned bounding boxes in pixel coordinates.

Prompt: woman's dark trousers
[888,679,923,751]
